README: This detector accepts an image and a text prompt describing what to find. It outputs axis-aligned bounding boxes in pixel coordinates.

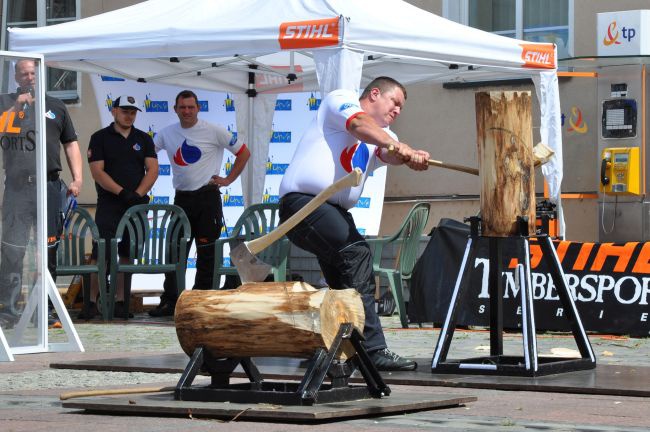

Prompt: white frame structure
[0,51,82,362]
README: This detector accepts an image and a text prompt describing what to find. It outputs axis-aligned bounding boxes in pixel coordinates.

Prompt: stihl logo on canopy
[520,43,555,69]
[256,66,304,93]
[279,17,340,50]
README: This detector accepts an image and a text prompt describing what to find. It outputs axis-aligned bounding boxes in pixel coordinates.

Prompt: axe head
[230,241,272,283]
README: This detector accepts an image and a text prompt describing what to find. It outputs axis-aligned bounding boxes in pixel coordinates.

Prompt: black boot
[148,298,176,317]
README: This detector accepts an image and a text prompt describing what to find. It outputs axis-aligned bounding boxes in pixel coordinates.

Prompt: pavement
[1,313,650,431]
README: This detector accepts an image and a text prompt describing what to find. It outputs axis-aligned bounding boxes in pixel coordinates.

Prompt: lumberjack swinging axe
[230,168,363,283]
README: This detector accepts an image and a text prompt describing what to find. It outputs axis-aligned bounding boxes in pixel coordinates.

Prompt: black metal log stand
[431,216,596,377]
[174,323,390,406]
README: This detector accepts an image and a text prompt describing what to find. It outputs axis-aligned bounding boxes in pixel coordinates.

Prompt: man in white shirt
[150,90,250,317]
[279,77,429,371]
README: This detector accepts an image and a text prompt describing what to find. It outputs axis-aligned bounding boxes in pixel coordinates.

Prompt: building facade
[2,0,649,242]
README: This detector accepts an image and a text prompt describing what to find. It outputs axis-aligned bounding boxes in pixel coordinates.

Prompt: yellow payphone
[599,147,640,194]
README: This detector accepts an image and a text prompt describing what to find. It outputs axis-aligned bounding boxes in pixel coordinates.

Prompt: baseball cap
[113,94,141,111]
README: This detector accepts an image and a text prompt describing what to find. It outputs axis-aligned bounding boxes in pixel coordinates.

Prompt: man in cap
[83,94,158,319]
[0,58,83,329]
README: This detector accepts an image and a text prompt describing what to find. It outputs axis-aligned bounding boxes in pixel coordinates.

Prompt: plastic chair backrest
[229,203,285,267]
[114,204,191,265]
[396,202,431,279]
[58,207,103,267]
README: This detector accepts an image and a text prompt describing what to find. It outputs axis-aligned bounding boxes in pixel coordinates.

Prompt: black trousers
[0,176,66,313]
[279,192,387,352]
[161,185,223,302]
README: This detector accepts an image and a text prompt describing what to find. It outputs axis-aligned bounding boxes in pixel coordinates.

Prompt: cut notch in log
[174,281,365,360]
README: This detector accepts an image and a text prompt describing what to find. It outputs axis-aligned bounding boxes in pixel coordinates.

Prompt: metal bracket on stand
[431,216,596,377]
[175,323,391,405]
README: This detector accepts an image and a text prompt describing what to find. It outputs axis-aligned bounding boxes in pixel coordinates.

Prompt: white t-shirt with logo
[154,119,243,191]
[279,89,392,210]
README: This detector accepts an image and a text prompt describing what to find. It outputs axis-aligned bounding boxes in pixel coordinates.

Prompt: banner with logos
[410,219,650,336]
[89,76,386,291]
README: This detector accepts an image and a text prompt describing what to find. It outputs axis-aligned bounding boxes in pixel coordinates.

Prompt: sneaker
[77,302,98,320]
[48,311,62,329]
[148,299,176,317]
[369,348,418,371]
[113,301,134,319]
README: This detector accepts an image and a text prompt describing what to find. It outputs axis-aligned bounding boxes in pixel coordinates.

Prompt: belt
[7,172,59,184]
[175,184,219,196]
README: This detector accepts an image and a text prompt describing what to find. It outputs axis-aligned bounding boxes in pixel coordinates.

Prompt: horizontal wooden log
[174,281,365,360]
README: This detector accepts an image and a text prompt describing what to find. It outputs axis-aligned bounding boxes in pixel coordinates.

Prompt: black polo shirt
[0,93,77,178]
[87,123,157,202]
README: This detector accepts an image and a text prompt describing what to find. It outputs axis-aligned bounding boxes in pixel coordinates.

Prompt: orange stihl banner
[520,43,556,69]
[278,17,340,50]
[516,240,650,274]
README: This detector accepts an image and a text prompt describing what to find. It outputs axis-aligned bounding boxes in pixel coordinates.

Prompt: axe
[230,168,363,283]
[391,142,554,176]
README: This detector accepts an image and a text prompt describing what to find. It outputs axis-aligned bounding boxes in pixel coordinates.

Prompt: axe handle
[428,159,479,176]
[387,144,479,176]
[246,168,363,255]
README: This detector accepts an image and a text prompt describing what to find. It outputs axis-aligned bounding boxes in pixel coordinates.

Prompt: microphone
[18,86,34,112]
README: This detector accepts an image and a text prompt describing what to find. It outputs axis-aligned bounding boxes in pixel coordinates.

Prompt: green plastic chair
[367,202,431,328]
[56,207,109,320]
[109,204,191,320]
[212,202,290,289]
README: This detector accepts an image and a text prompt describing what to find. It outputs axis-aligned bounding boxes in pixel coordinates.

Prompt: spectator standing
[149,90,250,317]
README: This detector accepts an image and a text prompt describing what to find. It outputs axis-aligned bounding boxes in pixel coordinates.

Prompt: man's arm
[210,145,250,187]
[135,156,159,197]
[63,140,83,197]
[347,112,429,169]
[89,160,124,195]
[346,112,414,164]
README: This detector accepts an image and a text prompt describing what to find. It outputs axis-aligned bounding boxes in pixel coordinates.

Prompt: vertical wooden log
[475,91,535,236]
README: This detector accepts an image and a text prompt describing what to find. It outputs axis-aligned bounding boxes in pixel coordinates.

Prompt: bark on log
[174,281,365,360]
[475,91,535,236]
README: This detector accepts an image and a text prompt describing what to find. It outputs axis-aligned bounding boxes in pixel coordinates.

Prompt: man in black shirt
[84,94,158,319]
[0,59,83,328]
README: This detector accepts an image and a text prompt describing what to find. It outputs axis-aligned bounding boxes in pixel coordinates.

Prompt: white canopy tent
[8,0,564,233]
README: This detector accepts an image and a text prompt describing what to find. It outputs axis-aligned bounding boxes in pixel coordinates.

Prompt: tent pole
[246,66,257,206]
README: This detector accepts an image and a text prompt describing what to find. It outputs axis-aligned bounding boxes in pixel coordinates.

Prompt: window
[2,0,79,100]
[444,0,571,59]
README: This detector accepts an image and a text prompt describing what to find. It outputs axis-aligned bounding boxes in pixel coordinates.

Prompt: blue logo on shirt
[355,197,371,208]
[173,140,202,166]
[352,142,370,170]
[339,102,358,112]
[133,143,141,151]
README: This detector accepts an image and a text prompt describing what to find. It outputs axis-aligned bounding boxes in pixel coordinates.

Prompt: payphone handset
[599,147,640,195]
